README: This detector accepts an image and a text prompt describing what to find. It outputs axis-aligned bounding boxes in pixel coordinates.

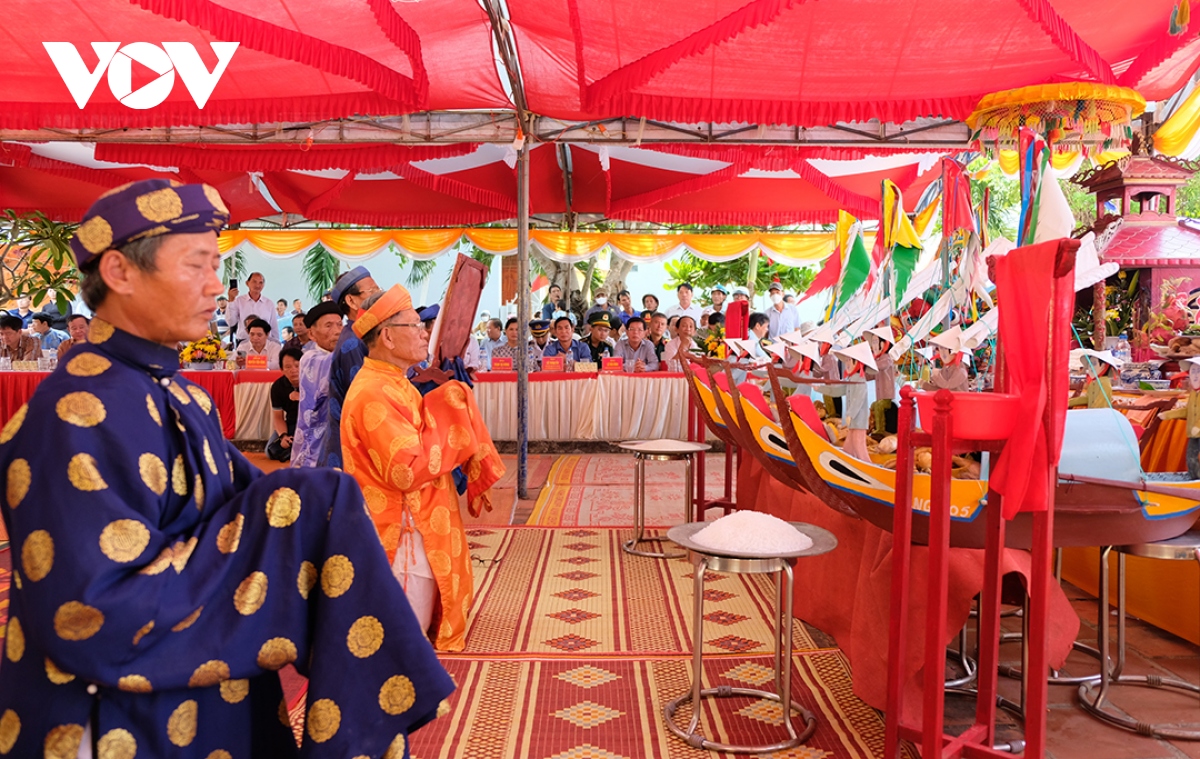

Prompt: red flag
[941,158,976,240]
[798,245,842,303]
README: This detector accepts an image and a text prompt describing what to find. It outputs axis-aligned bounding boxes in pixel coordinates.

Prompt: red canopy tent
[0,141,941,226]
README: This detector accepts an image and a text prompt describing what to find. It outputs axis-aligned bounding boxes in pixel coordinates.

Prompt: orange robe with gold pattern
[341,358,504,651]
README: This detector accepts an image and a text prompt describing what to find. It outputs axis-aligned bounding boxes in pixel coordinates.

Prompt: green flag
[836,227,871,310]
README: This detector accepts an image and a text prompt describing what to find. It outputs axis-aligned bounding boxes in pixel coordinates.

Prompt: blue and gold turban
[70,178,230,268]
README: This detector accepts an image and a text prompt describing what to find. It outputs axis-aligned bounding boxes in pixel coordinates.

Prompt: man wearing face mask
[583,290,622,325]
[766,279,799,338]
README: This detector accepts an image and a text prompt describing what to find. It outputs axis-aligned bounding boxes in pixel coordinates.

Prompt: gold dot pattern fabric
[0,323,454,757]
[378,675,416,716]
[233,572,268,615]
[0,403,27,443]
[256,638,297,670]
[43,724,84,759]
[321,555,354,598]
[117,675,152,693]
[53,602,104,641]
[65,353,111,377]
[5,618,24,663]
[7,459,30,508]
[265,487,301,527]
[166,700,197,747]
[21,530,53,582]
[68,453,108,492]
[96,728,136,759]
[138,454,168,496]
[55,392,107,427]
[306,699,341,743]
[98,520,150,563]
[347,616,384,658]
[44,658,75,685]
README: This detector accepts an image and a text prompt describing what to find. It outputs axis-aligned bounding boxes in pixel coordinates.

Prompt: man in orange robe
[341,285,504,652]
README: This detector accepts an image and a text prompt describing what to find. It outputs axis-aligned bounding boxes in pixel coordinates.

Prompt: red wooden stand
[687,384,738,522]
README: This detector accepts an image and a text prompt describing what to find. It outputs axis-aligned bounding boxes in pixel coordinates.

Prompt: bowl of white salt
[667,511,837,560]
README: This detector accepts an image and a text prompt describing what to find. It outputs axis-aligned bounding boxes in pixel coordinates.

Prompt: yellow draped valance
[219,229,866,267]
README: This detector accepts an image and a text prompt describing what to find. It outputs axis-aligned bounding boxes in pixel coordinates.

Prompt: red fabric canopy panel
[511,0,1200,125]
[0,0,509,129]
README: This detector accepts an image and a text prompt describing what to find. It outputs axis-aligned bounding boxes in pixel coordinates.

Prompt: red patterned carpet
[527,455,733,527]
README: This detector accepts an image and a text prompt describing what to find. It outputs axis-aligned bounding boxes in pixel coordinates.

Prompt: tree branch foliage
[0,210,80,312]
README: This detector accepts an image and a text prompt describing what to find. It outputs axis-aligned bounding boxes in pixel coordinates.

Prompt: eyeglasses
[382,320,424,330]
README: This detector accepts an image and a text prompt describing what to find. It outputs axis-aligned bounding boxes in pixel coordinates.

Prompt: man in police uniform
[0,179,451,758]
[584,312,616,363]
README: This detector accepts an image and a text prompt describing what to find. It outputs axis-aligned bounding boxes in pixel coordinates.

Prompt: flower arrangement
[697,323,727,358]
[179,337,227,364]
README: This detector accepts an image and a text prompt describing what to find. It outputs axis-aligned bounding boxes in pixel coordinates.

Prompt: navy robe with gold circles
[0,320,453,758]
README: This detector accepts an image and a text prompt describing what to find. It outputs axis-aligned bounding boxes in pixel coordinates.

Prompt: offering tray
[667,521,836,567]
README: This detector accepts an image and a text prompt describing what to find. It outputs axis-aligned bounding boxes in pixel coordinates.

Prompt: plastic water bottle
[1114,333,1132,364]
[1114,333,1132,387]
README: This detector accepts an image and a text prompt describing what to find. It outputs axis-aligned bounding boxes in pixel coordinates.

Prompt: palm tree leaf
[301,242,341,302]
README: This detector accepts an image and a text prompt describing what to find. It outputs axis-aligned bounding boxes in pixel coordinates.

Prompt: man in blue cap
[318,266,381,468]
[0,179,451,757]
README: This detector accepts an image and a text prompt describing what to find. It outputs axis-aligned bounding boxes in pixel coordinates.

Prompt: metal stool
[662,521,837,753]
[1077,530,1200,741]
[618,439,710,559]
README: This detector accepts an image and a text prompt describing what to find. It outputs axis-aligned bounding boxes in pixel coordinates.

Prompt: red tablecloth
[234,369,283,386]
[180,371,237,439]
[738,458,1078,717]
[475,371,685,383]
[0,370,243,439]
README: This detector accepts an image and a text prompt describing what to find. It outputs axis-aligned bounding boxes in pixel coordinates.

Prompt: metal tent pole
[516,141,531,500]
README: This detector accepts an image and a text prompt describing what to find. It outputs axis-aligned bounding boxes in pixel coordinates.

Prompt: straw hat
[1070,348,1124,370]
[789,339,823,364]
[833,341,877,371]
[862,325,895,345]
[928,325,965,353]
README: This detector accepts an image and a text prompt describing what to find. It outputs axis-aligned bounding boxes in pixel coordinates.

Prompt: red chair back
[787,393,830,441]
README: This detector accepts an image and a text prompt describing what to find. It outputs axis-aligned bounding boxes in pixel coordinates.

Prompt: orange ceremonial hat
[353,284,414,338]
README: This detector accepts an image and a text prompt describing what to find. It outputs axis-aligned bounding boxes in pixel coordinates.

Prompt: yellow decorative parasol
[967,83,1146,153]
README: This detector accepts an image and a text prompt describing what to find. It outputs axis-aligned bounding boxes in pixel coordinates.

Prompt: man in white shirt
[766,279,800,338]
[236,318,282,369]
[225,271,279,345]
[664,282,703,324]
[700,284,728,327]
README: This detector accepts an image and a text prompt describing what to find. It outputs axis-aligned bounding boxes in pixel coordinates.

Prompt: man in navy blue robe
[0,180,452,758]
[317,267,379,469]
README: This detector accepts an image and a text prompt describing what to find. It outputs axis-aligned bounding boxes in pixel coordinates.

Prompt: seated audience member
[236,317,282,369]
[492,317,542,370]
[480,318,506,365]
[284,312,313,351]
[528,319,551,350]
[280,326,294,342]
[0,313,39,361]
[57,313,90,359]
[648,312,670,362]
[614,316,659,372]
[266,346,303,461]
[707,312,725,332]
[660,314,698,371]
[749,312,772,356]
[666,314,679,338]
[585,312,616,363]
[642,293,660,313]
[541,316,590,366]
[30,311,70,351]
